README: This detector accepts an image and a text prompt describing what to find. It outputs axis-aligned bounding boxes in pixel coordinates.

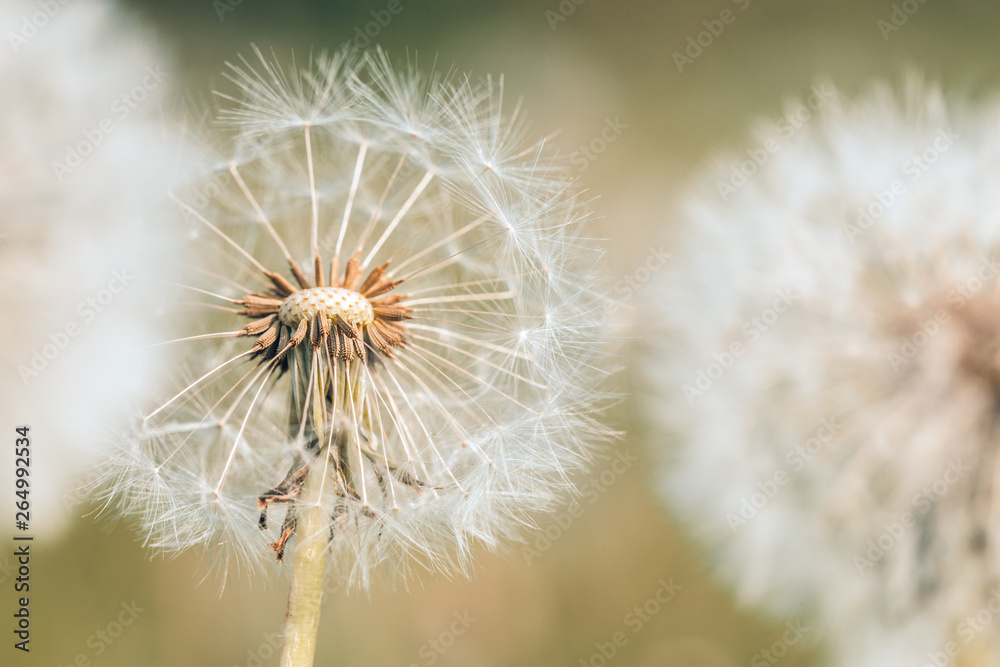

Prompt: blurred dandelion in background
[643,78,1000,667]
[95,47,614,666]
[0,0,173,538]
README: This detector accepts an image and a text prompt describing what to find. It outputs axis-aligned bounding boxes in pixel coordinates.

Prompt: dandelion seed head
[277,287,374,327]
[645,77,1000,665]
[97,47,614,588]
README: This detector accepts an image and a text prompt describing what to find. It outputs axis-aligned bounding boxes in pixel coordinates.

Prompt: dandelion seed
[96,47,613,667]
[644,78,1000,666]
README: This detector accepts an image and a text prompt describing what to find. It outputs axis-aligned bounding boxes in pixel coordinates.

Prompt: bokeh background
[4,0,1000,665]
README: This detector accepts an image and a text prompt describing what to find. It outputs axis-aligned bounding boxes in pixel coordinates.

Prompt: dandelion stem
[278,469,329,667]
[279,350,330,667]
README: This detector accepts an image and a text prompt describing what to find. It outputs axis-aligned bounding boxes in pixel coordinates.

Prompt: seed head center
[278,287,374,328]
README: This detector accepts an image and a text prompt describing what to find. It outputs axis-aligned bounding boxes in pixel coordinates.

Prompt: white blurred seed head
[97,47,614,588]
[0,0,174,538]
[644,78,1000,666]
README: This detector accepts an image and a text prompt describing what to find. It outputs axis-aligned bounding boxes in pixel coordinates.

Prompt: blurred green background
[8,0,1000,665]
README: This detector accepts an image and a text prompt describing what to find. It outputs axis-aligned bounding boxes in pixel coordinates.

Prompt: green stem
[279,350,330,667]
[278,469,329,667]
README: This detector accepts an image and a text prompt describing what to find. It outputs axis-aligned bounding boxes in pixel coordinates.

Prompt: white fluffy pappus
[0,0,174,538]
[96,47,615,589]
[644,78,1000,666]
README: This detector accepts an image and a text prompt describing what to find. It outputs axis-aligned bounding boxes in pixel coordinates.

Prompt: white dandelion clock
[0,0,173,537]
[644,79,1000,667]
[96,48,613,666]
